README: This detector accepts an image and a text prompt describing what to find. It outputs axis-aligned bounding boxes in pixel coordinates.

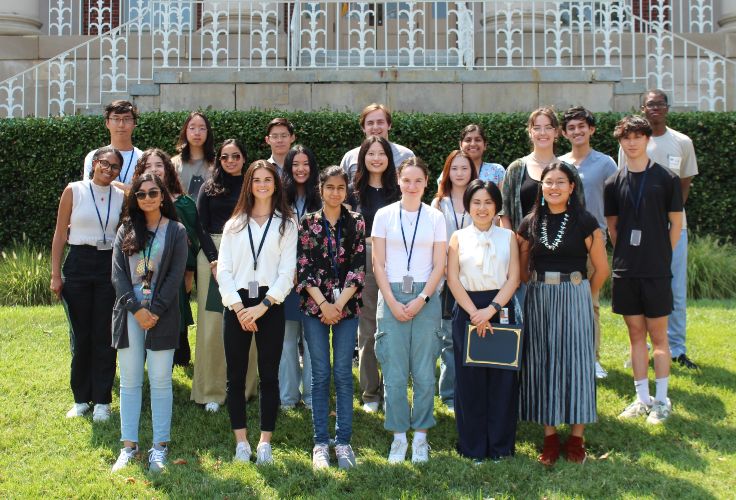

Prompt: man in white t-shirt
[617,89,699,370]
[340,103,414,183]
[82,100,142,189]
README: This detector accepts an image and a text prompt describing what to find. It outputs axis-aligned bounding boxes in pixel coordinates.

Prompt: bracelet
[317,299,327,308]
[234,306,245,314]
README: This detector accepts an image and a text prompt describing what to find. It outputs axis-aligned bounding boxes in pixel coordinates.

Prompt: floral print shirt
[296,207,366,319]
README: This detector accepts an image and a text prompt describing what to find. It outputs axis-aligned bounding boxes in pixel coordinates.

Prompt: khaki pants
[358,240,382,403]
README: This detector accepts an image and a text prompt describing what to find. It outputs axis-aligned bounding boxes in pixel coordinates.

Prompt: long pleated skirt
[519,279,597,426]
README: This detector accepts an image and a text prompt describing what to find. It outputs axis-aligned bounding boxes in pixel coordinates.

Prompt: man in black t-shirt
[604,115,683,425]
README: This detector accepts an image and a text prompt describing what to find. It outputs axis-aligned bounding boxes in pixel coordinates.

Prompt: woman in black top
[517,162,608,466]
[350,136,400,412]
[191,139,256,411]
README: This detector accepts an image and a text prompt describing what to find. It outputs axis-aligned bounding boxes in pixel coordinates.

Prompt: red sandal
[538,434,560,466]
[564,435,587,464]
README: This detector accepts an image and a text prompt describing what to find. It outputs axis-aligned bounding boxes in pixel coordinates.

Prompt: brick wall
[630,0,671,32]
[82,0,120,35]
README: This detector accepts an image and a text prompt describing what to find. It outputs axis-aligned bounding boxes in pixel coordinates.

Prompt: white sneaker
[595,362,608,379]
[234,441,252,462]
[111,445,139,472]
[204,402,220,413]
[312,444,330,470]
[618,399,652,419]
[335,444,357,470]
[387,439,408,464]
[362,401,379,413]
[148,445,168,473]
[66,402,90,418]
[256,442,274,465]
[411,440,430,464]
[646,398,672,425]
[92,404,111,422]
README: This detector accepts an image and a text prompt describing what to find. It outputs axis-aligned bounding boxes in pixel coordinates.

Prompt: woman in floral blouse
[296,165,366,470]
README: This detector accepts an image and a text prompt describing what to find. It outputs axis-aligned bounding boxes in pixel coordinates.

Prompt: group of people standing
[50,92,698,472]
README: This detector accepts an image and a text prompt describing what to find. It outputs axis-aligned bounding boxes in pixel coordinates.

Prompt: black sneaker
[672,354,700,370]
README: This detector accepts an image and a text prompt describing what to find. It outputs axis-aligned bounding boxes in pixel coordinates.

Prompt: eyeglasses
[220,153,242,162]
[532,126,556,134]
[107,117,135,125]
[268,133,291,141]
[644,101,668,109]
[96,159,121,171]
[542,180,570,188]
[187,126,207,133]
[134,188,161,200]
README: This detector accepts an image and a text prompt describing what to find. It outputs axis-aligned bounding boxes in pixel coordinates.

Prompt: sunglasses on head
[134,188,161,200]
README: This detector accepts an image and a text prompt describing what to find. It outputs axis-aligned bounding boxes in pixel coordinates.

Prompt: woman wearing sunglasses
[110,173,188,473]
[191,139,258,413]
[51,147,126,422]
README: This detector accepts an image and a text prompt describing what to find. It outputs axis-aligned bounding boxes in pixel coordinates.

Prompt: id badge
[248,280,259,298]
[96,239,113,251]
[668,155,682,175]
[500,307,509,325]
[630,229,642,247]
[332,287,342,302]
[401,275,414,294]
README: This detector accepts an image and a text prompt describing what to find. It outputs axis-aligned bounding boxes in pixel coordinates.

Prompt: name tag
[96,239,113,251]
[248,280,259,298]
[402,275,414,294]
[668,155,682,175]
[630,229,642,247]
[332,287,342,302]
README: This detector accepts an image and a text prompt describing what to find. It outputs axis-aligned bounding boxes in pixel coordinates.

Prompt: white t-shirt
[371,201,446,283]
[455,224,514,291]
[82,147,143,185]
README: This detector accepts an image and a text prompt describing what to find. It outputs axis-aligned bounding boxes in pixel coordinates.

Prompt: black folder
[463,322,523,370]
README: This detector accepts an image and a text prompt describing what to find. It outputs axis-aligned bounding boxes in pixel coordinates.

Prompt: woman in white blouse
[372,156,447,464]
[446,179,520,462]
[217,160,297,465]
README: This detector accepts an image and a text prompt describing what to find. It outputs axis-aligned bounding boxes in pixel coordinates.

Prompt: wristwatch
[418,293,430,303]
[261,298,273,308]
[490,301,502,313]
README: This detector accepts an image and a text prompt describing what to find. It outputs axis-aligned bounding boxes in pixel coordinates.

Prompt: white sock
[634,378,651,405]
[412,431,427,445]
[393,432,407,443]
[655,376,669,403]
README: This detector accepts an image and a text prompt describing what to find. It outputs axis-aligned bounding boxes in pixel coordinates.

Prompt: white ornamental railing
[1,0,731,117]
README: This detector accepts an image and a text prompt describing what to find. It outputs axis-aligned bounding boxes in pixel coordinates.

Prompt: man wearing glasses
[618,89,700,371]
[264,117,296,172]
[82,100,142,189]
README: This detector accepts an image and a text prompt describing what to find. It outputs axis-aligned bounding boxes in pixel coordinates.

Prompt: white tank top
[68,180,125,246]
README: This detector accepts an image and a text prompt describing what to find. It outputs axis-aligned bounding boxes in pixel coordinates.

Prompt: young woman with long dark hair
[172,111,216,198]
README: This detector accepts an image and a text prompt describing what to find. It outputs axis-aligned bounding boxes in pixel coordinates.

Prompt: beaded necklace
[540,212,569,251]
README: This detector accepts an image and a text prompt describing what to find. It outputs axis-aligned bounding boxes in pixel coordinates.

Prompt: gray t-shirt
[128,221,169,302]
[340,141,414,184]
[176,158,212,198]
[560,149,617,233]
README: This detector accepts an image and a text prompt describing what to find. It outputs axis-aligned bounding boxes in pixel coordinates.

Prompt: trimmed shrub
[0,111,734,247]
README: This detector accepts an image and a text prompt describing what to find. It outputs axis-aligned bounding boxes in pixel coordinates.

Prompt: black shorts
[611,277,673,318]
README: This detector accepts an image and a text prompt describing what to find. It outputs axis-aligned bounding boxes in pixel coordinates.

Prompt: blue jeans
[438,318,454,405]
[303,315,358,445]
[118,312,174,444]
[375,282,442,432]
[668,228,688,357]
[278,319,312,406]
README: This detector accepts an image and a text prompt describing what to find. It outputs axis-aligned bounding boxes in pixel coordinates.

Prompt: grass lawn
[1,301,735,499]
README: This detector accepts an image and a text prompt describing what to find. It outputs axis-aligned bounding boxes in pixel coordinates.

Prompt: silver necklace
[540,212,569,250]
[530,154,556,167]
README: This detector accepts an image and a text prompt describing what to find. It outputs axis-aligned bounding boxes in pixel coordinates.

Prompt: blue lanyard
[625,160,650,220]
[294,198,305,221]
[448,197,466,231]
[247,213,274,271]
[322,212,342,282]
[88,183,112,244]
[399,202,422,272]
[118,150,135,184]
[143,215,163,277]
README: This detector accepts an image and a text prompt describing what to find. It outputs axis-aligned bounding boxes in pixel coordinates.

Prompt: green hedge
[0,110,734,247]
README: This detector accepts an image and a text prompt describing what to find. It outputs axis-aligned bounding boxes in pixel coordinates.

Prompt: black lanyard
[247,213,274,271]
[399,202,422,272]
[448,197,466,231]
[143,215,163,277]
[322,213,342,281]
[118,150,135,184]
[625,160,650,220]
[88,183,112,244]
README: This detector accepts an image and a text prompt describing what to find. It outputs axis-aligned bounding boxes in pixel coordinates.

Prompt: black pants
[223,287,285,431]
[61,245,117,404]
[452,289,519,460]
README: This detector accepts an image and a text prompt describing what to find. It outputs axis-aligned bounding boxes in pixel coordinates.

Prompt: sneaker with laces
[148,444,168,473]
[256,442,274,465]
[387,439,408,464]
[595,361,608,379]
[618,399,652,419]
[646,398,672,425]
[312,444,330,469]
[411,440,430,464]
[362,401,379,413]
[66,402,90,418]
[92,404,111,422]
[234,441,252,462]
[673,354,699,370]
[335,444,357,470]
[204,402,220,412]
[111,445,139,472]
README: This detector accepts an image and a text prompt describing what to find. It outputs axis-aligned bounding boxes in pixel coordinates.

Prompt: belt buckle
[570,271,583,285]
[544,272,560,285]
